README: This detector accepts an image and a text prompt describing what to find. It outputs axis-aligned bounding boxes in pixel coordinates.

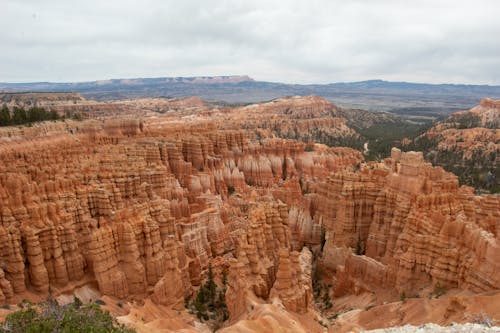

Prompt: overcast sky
[1,0,499,84]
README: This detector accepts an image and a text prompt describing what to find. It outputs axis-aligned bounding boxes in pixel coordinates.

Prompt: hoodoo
[0,96,498,332]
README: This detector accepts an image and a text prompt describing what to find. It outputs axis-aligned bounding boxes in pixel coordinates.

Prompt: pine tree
[11,107,27,125]
[49,109,60,120]
[27,107,42,122]
[320,225,326,252]
[206,264,217,310]
[356,237,363,255]
[0,105,10,126]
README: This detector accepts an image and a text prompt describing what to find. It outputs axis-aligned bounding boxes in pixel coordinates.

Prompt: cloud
[1,0,499,84]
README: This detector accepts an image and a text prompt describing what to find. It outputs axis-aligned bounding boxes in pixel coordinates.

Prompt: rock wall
[0,117,362,308]
[314,148,500,296]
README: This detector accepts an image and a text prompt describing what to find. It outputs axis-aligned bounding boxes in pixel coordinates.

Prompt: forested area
[0,105,82,127]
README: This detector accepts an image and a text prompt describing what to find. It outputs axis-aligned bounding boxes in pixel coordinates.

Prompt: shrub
[433,282,446,298]
[355,238,364,255]
[400,291,406,303]
[0,299,135,333]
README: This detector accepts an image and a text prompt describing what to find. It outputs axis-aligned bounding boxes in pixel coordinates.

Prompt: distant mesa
[2,76,500,111]
[88,75,255,87]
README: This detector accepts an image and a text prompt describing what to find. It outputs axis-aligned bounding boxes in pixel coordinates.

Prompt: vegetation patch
[0,105,82,127]
[312,252,332,312]
[185,264,228,330]
[0,297,134,333]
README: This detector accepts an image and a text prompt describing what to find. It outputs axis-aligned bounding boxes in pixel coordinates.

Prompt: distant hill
[2,76,500,116]
[407,98,499,192]
[0,92,85,107]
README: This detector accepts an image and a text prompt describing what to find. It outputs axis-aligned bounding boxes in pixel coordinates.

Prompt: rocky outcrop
[316,148,500,297]
[411,99,499,190]
[151,237,187,307]
[212,96,360,146]
[269,248,312,313]
[0,114,363,309]
[224,198,317,320]
[225,258,250,319]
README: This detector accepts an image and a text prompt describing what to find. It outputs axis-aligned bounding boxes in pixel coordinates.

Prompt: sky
[1,0,500,84]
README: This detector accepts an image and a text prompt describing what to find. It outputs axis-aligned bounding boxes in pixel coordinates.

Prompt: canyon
[0,95,498,332]
[410,98,499,192]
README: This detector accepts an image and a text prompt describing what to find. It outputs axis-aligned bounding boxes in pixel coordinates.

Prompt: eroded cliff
[0,96,498,332]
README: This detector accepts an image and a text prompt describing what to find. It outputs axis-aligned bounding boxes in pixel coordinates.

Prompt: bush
[433,282,446,298]
[400,291,406,303]
[0,299,134,333]
[355,238,365,255]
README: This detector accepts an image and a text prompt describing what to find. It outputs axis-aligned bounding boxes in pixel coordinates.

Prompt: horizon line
[1,75,500,87]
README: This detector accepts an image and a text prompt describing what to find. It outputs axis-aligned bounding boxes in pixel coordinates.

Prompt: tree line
[0,105,82,127]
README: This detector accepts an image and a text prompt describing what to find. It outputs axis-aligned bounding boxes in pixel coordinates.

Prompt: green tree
[0,106,10,126]
[355,237,365,255]
[11,107,27,125]
[206,264,217,310]
[320,225,326,252]
[27,107,43,123]
[48,109,60,120]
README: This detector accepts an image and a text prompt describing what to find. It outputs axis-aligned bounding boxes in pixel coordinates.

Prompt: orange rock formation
[0,95,498,332]
[315,148,500,298]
